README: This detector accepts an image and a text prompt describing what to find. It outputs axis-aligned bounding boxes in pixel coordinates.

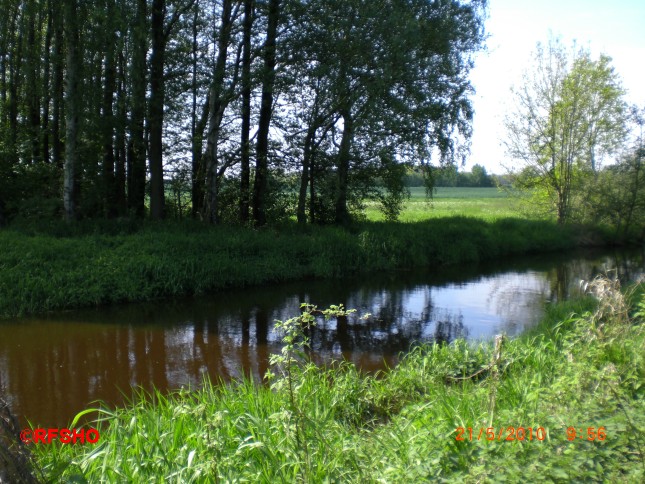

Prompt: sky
[467,0,645,174]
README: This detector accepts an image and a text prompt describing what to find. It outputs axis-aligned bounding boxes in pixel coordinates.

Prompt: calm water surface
[1,248,643,427]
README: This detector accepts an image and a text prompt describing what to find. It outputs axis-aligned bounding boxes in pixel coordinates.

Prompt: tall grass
[33,281,645,482]
[0,216,584,318]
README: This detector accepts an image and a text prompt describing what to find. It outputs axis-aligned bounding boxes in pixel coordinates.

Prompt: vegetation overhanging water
[0,215,605,319]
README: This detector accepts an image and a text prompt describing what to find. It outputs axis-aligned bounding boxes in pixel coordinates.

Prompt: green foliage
[0,215,580,318]
[572,108,645,237]
[283,0,487,224]
[265,304,357,481]
[0,0,487,226]
[267,304,356,392]
[575,156,645,236]
[470,164,494,188]
[403,164,496,189]
[0,158,62,222]
[376,156,409,222]
[505,38,628,224]
[33,286,645,482]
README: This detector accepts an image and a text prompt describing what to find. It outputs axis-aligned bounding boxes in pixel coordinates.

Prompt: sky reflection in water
[0,248,642,427]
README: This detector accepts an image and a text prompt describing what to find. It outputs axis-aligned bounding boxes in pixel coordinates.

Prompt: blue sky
[467,0,645,174]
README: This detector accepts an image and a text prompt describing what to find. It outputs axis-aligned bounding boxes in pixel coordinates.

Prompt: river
[1,247,642,427]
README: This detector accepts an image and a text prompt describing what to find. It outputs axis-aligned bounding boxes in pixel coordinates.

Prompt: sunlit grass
[34,286,645,482]
[365,187,527,222]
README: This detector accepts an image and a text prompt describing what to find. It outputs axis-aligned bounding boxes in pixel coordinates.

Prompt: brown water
[1,248,642,428]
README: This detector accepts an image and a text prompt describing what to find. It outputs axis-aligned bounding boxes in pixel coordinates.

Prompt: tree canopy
[503,38,628,224]
[0,0,487,226]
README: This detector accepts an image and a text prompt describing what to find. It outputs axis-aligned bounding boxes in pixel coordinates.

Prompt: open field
[365,187,526,222]
[32,285,645,482]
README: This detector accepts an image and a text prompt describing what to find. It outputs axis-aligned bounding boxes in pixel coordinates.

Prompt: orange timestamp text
[455,426,547,442]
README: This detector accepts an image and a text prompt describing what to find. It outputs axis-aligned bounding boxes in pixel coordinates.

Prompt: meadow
[1,187,613,318]
[365,186,525,222]
[30,280,645,482]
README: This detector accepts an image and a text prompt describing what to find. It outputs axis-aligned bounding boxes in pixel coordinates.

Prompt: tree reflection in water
[0,248,642,428]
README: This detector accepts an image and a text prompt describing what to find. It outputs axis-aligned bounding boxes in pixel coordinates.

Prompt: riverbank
[30,280,644,481]
[0,217,597,318]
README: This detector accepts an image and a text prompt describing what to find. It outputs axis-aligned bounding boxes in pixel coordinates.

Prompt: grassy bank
[0,216,582,318]
[32,280,645,482]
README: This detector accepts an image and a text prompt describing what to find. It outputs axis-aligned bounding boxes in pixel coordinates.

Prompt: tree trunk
[239,0,253,224]
[190,0,200,217]
[335,107,353,225]
[148,0,197,219]
[127,0,147,217]
[115,44,127,215]
[309,155,316,224]
[51,0,64,169]
[149,0,166,220]
[42,0,54,164]
[0,8,7,127]
[252,0,280,226]
[102,1,118,217]
[297,124,316,224]
[8,10,21,159]
[0,4,19,162]
[189,0,210,219]
[191,93,209,218]
[26,1,41,163]
[63,0,80,221]
[203,0,234,224]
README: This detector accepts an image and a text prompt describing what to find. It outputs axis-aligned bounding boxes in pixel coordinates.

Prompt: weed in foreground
[264,303,358,481]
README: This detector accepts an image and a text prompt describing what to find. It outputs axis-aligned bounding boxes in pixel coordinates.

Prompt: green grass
[365,187,525,222]
[2,187,618,318]
[32,284,645,482]
[0,215,581,318]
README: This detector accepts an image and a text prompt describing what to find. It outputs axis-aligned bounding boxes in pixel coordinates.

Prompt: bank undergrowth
[31,278,644,482]
[0,217,585,318]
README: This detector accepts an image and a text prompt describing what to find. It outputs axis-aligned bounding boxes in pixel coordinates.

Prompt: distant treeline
[403,164,510,188]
